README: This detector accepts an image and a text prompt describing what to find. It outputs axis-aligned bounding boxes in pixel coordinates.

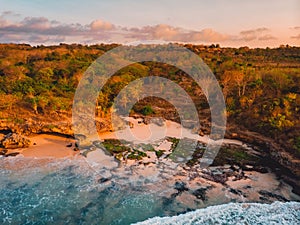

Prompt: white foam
[134,201,300,225]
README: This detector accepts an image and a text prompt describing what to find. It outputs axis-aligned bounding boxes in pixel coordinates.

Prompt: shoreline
[1,154,299,225]
[1,117,246,159]
[1,136,299,204]
[1,148,299,206]
[1,117,300,200]
[1,133,79,159]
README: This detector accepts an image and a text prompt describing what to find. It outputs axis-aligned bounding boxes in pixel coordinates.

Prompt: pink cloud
[90,20,115,31]
[239,27,276,42]
[126,24,229,42]
[291,34,300,39]
[0,12,289,47]
[258,34,276,41]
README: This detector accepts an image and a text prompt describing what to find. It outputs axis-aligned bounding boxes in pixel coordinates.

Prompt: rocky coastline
[0,115,299,198]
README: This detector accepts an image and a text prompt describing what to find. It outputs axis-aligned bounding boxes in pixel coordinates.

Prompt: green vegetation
[187,147,205,166]
[155,150,164,158]
[141,105,154,115]
[136,143,155,152]
[212,147,258,166]
[127,150,147,160]
[102,139,130,154]
[0,43,299,156]
[101,139,148,161]
[167,137,180,150]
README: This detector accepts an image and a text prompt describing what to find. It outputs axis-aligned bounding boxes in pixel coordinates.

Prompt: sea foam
[134,201,300,225]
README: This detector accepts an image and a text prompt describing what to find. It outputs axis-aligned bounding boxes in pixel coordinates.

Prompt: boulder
[0,149,8,155]
[174,181,189,192]
[5,152,20,157]
[258,190,288,202]
[201,169,228,184]
[192,187,208,201]
[1,133,31,149]
[150,117,165,127]
[129,121,134,128]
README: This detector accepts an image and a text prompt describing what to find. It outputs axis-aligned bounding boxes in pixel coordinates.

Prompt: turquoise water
[0,158,192,225]
[1,157,299,225]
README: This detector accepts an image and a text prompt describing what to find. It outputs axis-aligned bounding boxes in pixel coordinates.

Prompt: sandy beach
[3,134,78,159]
[1,118,299,206]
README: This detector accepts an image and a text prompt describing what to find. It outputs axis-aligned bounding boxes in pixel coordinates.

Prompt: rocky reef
[0,115,299,196]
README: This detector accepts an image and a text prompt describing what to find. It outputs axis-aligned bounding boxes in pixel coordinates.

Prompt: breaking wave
[134,201,300,225]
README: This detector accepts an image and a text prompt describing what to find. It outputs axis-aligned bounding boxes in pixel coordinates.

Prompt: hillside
[0,43,299,169]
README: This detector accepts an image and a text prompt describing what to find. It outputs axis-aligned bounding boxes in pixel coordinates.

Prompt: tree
[220,71,233,100]
[35,67,54,83]
[232,70,244,97]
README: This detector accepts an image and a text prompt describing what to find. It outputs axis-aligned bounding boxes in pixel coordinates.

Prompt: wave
[134,201,300,225]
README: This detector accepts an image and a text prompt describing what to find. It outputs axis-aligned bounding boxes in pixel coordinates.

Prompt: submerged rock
[258,190,288,202]
[192,187,209,201]
[174,181,189,193]
[98,177,111,183]
[0,149,8,155]
[1,133,31,149]
[149,117,165,127]
[5,152,20,157]
[229,188,244,196]
[201,169,228,184]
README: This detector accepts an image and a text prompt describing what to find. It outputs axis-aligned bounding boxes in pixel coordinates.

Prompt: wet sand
[1,117,299,204]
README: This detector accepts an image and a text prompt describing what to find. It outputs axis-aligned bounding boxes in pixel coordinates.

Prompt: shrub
[141,105,154,115]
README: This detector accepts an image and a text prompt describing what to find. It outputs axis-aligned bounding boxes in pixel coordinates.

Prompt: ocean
[0,157,299,225]
[134,202,300,225]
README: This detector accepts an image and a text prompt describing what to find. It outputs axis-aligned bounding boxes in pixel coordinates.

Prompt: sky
[0,0,299,47]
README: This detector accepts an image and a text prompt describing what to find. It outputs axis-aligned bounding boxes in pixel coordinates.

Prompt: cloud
[289,26,300,41]
[146,24,182,40]
[127,24,183,41]
[240,28,269,35]
[291,26,300,30]
[29,35,66,43]
[0,15,89,44]
[0,12,283,46]
[291,34,300,40]
[239,27,275,41]
[0,17,9,27]
[0,12,121,44]
[126,24,229,42]
[0,16,86,36]
[190,28,229,42]
[90,20,115,31]
[1,11,20,17]
[258,34,276,41]
[22,17,51,30]
[0,11,233,44]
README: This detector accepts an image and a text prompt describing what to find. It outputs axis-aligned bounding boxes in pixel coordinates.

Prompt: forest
[0,43,299,157]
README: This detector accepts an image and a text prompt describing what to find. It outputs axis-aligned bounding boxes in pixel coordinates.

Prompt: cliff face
[0,118,112,137]
[0,119,73,136]
[225,126,300,193]
[1,133,31,149]
[1,114,298,175]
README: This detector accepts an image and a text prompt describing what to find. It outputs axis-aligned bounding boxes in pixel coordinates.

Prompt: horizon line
[1,42,299,49]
